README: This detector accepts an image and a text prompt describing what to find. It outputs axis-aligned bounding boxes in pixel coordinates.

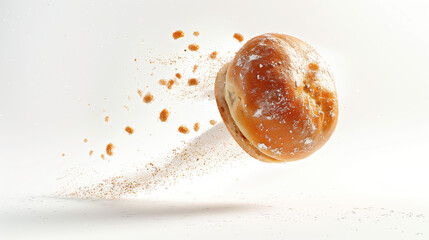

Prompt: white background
[1,0,428,239]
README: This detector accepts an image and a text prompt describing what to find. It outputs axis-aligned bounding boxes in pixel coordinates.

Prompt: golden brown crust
[216,33,338,162]
[215,63,281,163]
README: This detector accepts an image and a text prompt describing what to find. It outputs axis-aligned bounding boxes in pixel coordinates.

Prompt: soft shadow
[0,197,266,224]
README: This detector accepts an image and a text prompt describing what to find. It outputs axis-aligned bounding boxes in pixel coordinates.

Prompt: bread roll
[215,33,338,163]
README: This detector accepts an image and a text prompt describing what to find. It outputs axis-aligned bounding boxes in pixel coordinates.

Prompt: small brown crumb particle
[143,93,154,103]
[193,65,198,72]
[210,51,218,59]
[89,150,93,156]
[193,31,199,36]
[137,89,143,97]
[124,105,129,111]
[125,126,134,135]
[62,153,65,157]
[209,120,217,125]
[159,79,167,85]
[175,73,182,79]
[167,80,175,89]
[88,104,91,106]
[105,116,110,122]
[193,123,200,132]
[134,58,137,62]
[84,138,88,143]
[160,109,169,122]
[178,125,189,134]
[308,63,319,71]
[172,30,184,39]
[188,78,199,86]
[188,44,199,51]
[106,143,114,156]
[101,154,105,160]
[233,33,244,42]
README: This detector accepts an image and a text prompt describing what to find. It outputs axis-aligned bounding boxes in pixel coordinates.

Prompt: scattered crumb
[143,93,154,103]
[88,104,91,107]
[209,120,217,125]
[210,51,218,59]
[125,126,134,135]
[62,153,65,157]
[172,30,184,39]
[105,116,110,122]
[178,125,189,134]
[188,44,199,51]
[106,143,114,156]
[309,63,319,71]
[188,78,199,86]
[127,95,132,100]
[193,65,198,72]
[137,89,143,97]
[134,58,137,62]
[84,138,88,143]
[159,79,167,85]
[175,73,182,79]
[167,80,175,89]
[89,150,93,156]
[193,123,200,132]
[193,31,199,36]
[160,109,169,122]
[233,33,244,42]
[124,105,129,111]
[101,154,105,160]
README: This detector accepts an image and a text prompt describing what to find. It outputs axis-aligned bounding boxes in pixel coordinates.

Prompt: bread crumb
[106,143,114,156]
[172,30,184,39]
[308,63,319,71]
[160,109,169,122]
[143,93,154,103]
[167,80,175,89]
[105,116,110,122]
[124,105,129,111]
[84,138,88,143]
[178,125,189,134]
[193,123,200,132]
[89,150,93,156]
[233,33,244,42]
[159,79,167,85]
[175,73,182,79]
[137,89,143,97]
[188,44,199,51]
[188,78,199,86]
[62,153,65,157]
[134,58,137,62]
[101,154,105,160]
[210,51,218,59]
[193,31,199,36]
[209,120,217,125]
[193,65,198,72]
[125,126,134,135]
